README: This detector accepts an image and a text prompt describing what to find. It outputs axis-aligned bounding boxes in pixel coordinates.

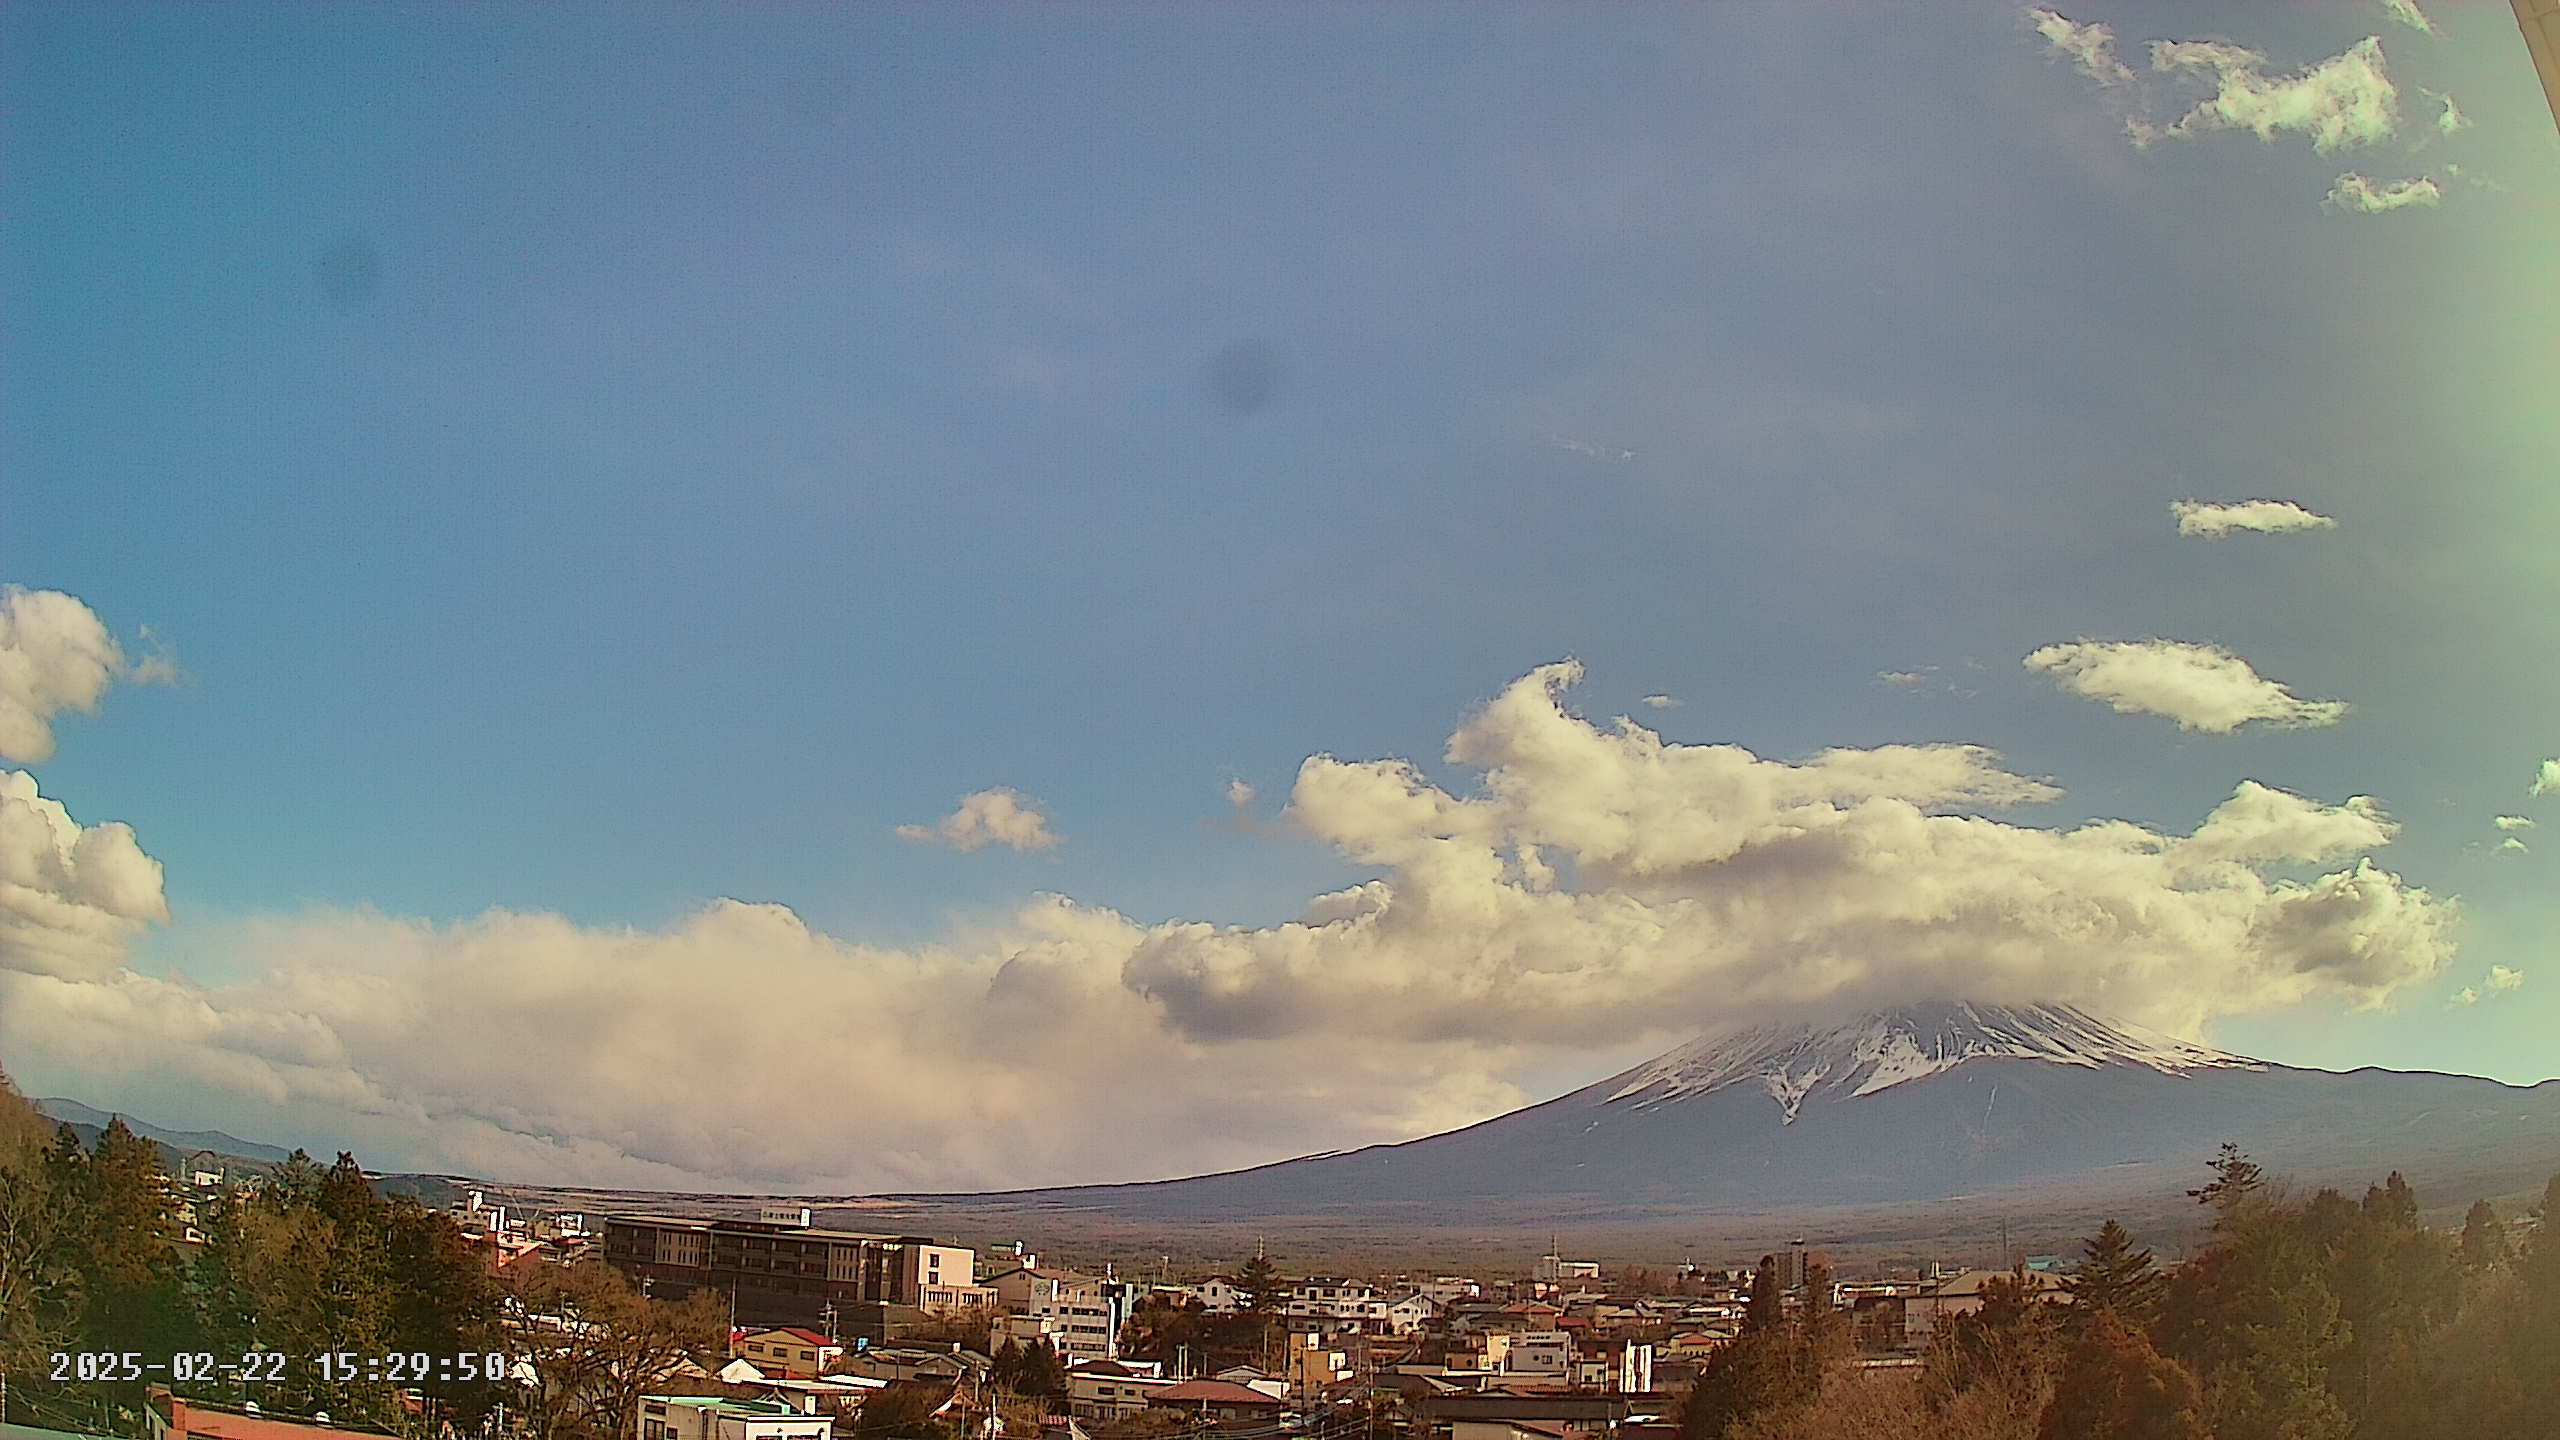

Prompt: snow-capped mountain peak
[1605,1001,2265,1122]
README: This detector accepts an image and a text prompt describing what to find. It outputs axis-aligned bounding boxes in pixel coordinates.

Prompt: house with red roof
[733,1326,848,1379]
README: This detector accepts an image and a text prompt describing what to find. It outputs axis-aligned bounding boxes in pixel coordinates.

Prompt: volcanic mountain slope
[922,1003,2560,1223]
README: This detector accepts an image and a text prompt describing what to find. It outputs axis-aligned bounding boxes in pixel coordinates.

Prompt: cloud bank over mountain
[0,663,2454,1191]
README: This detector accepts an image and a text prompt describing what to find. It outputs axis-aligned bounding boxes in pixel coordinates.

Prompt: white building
[637,1396,830,1440]
[1067,1362,1175,1422]
[1534,1253,1601,1285]
[1284,1279,1389,1327]
[990,1267,1130,1362]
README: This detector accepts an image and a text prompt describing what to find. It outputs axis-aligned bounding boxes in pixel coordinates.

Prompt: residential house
[1146,1381,1287,1426]
[1284,1331,1352,1394]
[1066,1361,1175,1422]
[1212,1367,1289,1401]
[1383,1292,1441,1335]
[733,1328,845,1381]
[636,1396,831,1440]
[1451,1421,1581,1440]
[152,1392,397,1440]
[1902,1269,2070,1345]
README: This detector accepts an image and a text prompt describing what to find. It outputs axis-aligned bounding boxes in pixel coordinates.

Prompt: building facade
[602,1213,973,1329]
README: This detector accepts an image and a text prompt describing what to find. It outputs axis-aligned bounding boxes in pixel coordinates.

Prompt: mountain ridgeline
[916,1003,2560,1223]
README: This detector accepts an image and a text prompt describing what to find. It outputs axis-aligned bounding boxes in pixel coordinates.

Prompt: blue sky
[4,1,2556,1189]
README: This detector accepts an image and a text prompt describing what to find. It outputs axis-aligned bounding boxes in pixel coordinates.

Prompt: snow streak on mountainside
[1604,1002,2266,1122]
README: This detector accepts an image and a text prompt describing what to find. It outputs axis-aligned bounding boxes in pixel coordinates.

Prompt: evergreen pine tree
[2361,1172,2420,1230]
[2069,1220,2167,1327]
[2187,1143,2265,1218]
[1019,1339,1068,1397]
[1235,1252,1280,1315]
[1798,1259,1849,1371]
[1680,1259,1797,1440]
[80,1117,183,1351]
[2457,1199,2510,1271]
[2037,1308,2208,1440]
[1743,1256,1783,1334]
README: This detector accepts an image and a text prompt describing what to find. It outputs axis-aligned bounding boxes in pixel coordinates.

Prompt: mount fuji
[914,1003,2560,1229]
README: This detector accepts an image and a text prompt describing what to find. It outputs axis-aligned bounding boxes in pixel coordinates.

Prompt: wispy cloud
[2030,9,2137,86]
[1878,667,1939,688]
[2379,0,2435,36]
[896,787,1062,852]
[2326,173,2442,214]
[1538,433,1637,463]
[1226,778,1257,808]
[2025,639,2349,733]
[2454,963,2526,1003]
[2171,499,2338,537]
[1639,694,1683,710]
[2422,89,2469,135]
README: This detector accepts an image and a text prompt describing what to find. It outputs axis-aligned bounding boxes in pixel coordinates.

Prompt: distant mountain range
[50,1005,2560,1265]
[35,1097,293,1167]
[890,1003,2560,1231]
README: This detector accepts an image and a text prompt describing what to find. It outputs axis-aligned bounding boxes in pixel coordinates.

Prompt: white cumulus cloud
[2497,837,2530,855]
[2326,173,2442,214]
[2531,760,2560,797]
[2143,35,2402,154]
[2024,639,2349,732]
[2,664,2454,1191]
[896,788,1062,852]
[2493,815,2535,833]
[1226,778,1257,808]
[2171,499,2339,537]
[1640,695,1683,710]
[2487,964,2524,991]
[0,771,171,982]
[0,587,171,765]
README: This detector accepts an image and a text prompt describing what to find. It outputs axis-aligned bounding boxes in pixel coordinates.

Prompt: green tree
[77,1117,186,1353]
[1234,1252,1280,1315]
[2514,1175,2560,1425]
[2068,1221,2166,1328]
[2159,1212,2351,1440]
[2360,1172,2419,1230]
[1014,1338,1067,1397]
[2186,1142,2265,1218]
[2456,1199,2510,1272]
[991,1337,1026,1391]
[2036,1309,2207,1440]
[1682,1258,1802,1440]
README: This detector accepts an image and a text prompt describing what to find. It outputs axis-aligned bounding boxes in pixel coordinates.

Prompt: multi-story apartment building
[601,1208,976,1329]
[987,1265,1132,1363]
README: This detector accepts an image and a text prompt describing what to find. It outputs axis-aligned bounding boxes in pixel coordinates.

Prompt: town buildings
[600,1208,992,1331]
